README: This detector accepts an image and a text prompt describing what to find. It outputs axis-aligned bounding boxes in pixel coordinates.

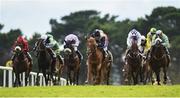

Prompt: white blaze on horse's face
[64,48,72,54]
[155,37,162,45]
[15,46,22,52]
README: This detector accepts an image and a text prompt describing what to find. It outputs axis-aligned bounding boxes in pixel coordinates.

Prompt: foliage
[0,6,180,84]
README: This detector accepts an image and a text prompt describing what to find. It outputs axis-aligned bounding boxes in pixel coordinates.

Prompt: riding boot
[104,50,108,58]
[164,47,170,60]
[76,50,83,62]
[52,58,56,73]
[57,54,63,64]
[11,54,15,61]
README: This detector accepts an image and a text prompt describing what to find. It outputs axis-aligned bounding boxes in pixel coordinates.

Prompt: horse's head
[86,36,97,50]
[154,37,163,47]
[152,37,166,59]
[13,45,26,61]
[64,40,75,56]
[14,46,23,55]
[128,40,140,58]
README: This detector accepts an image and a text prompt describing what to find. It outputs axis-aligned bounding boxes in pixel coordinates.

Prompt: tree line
[0,6,180,84]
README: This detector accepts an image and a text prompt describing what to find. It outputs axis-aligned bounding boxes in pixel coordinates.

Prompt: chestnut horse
[124,40,143,85]
[86,36,104,85]
[149,37,170,85]
[63,40,80,85]
[12,45,32,87]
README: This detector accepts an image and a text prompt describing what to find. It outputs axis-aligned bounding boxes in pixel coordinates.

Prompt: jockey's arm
[127,37,131,48]
[162,35,170,48]
[151,35,156,46]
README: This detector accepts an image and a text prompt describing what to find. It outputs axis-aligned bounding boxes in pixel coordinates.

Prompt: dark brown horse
[12,45,32,87]
[34,39,63,85]
[101,50,113,85]
[149,37,170,85]
[124,40,142,85]
[86,37,104,85]
[63,40,80,85]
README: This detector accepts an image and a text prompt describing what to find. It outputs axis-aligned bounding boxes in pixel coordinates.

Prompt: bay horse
[124,40,143,85]
[149,37,170,85]
[63,40,80,85]
[34,39,63,85]
[101,50,113,85]
[86,36,104,85]
[12,45,32,87]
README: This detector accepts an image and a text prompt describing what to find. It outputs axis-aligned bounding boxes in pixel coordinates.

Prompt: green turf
[0,85,180,97]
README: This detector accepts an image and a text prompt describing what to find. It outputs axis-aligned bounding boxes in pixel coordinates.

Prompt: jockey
[152,30,170,56]
[126,29,141,48]
[91,29,109,57]
[146,27,157,50]
[39,33,61,73]
[139,35,147,54]
[64,34,83,61]
[125,29,141,58]
[11,35,33,65]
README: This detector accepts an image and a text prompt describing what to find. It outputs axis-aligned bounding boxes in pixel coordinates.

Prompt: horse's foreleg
[42,70,48,86]
[86,65,92,84]
[66,69,70,85]
[36,71,40,86]
[76,69,79,85]
[107,66,111,85]
[155,70,161,85]
[95,64,101,85]
[17,73,21,87]
[163,67,167,84]
[25,72,30,86]
[14,73,19,87]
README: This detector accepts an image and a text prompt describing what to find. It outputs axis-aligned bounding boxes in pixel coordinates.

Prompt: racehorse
[12,45,32,87]
[63,40,80,85]
[124,40,143,85]
[149,37,170,85]
[34,39,63,85]
[86,36,104,85]
[101,50,113,85]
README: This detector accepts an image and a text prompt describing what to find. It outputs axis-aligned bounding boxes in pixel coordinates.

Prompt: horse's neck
[131,44,139,53]
[17,52,25,61]
[154,46,165,57]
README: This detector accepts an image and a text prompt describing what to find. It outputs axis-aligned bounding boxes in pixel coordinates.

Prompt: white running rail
[0,66,66,87]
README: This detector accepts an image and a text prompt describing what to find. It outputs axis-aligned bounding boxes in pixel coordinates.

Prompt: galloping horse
[101,50,113,85]
[124,40,142,85]
[12,45,32,87]
[86,36,104,85]
[149,37,170,85]
[34,39,52,85]
[63,40,80,85]
[34,39,63,85]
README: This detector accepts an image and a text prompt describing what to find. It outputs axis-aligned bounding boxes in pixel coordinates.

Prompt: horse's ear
[85,36,88,40]
[64,40,67,44]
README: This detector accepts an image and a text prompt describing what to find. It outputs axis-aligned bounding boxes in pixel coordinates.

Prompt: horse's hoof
[163,81,167,84]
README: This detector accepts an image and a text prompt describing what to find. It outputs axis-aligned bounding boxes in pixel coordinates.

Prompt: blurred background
[0,0,180,85]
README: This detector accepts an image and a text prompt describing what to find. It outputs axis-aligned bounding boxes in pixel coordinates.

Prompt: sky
[0,0,180,38]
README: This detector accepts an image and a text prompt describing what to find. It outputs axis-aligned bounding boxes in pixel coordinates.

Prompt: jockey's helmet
[130,29,139,37]
[150,27,157,34]
[40,34,47,40]
[141,35,146,41]
[94,29,101,37]
[17,36,24,43]
[46,34,53,39]
[156,30,163,36]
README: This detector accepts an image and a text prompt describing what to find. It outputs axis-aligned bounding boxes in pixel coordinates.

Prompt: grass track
[0,85,180,97]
